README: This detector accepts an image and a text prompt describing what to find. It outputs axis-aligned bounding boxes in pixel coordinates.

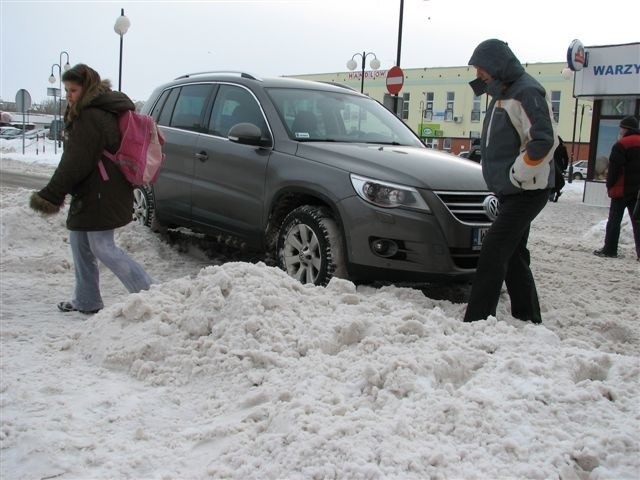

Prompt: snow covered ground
[1,137,639,479]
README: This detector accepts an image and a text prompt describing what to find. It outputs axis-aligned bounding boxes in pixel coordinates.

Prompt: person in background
[464,39,558,324]
[29,64,153,314]
[550,136,568,202]
[593,115,640,261]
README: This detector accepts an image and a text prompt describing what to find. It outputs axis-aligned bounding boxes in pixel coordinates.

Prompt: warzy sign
[573,42,640,97]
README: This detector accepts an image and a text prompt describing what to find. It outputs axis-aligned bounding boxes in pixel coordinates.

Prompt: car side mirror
[228,122,271,148]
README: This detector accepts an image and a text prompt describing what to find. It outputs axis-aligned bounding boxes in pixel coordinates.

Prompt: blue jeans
[464,189,550,323]
[69,230,153,311]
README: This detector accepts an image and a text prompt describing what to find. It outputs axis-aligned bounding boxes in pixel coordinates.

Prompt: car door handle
[195,151,208,162]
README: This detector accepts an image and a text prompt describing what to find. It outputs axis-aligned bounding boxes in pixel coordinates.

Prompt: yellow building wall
[290,63,592,151]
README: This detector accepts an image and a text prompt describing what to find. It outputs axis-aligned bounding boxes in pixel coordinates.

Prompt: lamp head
[561,68,573,80]
[49,75,56,84]
[369,58,380,70]
[346,59,357,71]
[114,14,131,35]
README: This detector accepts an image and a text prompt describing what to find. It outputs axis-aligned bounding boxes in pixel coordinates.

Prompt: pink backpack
[99,110,165,185]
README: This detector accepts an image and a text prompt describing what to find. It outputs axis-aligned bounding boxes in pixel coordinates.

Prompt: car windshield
[266,87,424,147]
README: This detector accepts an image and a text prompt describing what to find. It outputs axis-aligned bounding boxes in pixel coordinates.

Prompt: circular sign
[15,89,32,112]
[566,39,586,72]
[386,66,404,95]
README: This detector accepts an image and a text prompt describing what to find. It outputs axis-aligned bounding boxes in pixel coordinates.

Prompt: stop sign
[386,66,404,95]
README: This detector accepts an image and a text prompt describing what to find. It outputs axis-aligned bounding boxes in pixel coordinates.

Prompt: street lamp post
[346,52,380,94]
[48,53,70,153]
[114,8,131,92]
[57,52,70,148]
[48,64,60,154]
[562,67,577,183]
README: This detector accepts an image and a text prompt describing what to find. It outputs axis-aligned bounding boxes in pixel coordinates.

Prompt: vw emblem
[482,195,499,221]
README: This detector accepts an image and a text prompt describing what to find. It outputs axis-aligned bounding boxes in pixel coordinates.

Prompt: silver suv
[135,72,496,285]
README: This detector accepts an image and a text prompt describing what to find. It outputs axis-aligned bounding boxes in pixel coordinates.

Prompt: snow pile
[1,148,639,479]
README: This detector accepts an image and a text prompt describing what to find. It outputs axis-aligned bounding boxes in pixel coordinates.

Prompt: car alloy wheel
[277,205,345,286]
[132,185,161,230]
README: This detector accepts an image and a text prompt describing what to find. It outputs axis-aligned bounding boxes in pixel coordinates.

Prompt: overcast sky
[1,0,637,104]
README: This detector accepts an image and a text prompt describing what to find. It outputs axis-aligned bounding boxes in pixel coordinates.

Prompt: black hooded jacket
[468,39,558,195]
[37,81,135,231]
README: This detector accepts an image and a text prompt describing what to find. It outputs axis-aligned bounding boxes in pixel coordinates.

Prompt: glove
[30,192,61,215]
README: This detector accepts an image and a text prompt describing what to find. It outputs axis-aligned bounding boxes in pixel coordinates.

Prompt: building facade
[292,62,592,159]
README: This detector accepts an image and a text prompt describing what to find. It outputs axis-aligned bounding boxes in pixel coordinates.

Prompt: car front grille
[434,191,494,225]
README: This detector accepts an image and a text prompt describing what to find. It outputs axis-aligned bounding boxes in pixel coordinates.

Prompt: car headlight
[350,174,430,212]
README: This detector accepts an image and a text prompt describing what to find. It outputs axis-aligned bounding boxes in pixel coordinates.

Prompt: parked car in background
[135,72,497,286]
[0,127,22,139]
[568,160,588,180]
[47,119,64,140]
[459,146,481,163]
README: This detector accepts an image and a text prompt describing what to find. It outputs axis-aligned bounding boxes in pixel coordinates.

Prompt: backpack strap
[98,159,110,181]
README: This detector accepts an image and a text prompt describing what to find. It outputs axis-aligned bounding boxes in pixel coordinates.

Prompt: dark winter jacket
[468,39,558,196]
[607,131,640,199]
[34,81,135,231]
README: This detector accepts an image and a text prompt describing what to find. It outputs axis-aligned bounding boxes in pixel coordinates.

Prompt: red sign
[386,66,404,95]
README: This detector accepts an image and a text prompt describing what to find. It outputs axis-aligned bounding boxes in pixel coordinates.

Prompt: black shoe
[57,301,101,315]
[593,248,617,258]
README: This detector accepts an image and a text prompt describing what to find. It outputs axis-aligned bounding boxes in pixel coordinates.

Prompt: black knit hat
[620,116,639,133]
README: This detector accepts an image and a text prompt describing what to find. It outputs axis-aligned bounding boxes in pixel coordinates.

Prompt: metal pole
[360,51,365,94]
[58,51,69,149]
[21,91,25,155]
[53,89,57,155]
[577,104,586,178]
[118,8,124,91]
[394,0,404,116]
[58,70,63,148]
[396,0,403,67]
[567,97,579,183]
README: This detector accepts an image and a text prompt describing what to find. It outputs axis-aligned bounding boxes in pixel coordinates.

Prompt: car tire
[277,205,346,286]
[573,172,583,180]
[132,185,163,231]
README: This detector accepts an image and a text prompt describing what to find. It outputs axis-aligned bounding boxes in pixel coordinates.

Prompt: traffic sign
[386,66,404,95]
[15,89,32,113]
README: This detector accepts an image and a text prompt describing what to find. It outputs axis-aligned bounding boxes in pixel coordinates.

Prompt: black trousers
[603,195,640,258]
[464,189,549,323]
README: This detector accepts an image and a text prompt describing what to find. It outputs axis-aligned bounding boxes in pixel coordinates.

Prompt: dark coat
[607,131,640,199]
[36,82,135,231]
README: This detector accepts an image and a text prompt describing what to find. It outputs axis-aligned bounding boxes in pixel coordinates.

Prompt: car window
[150,89,171,120]
[168,84,213,132]
[266,87,423,146]
[157,88,180,127]
[208,84,267,138]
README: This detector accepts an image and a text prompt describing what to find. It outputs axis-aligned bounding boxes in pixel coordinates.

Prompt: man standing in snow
[593,116,640,261]
[464,39,558,324]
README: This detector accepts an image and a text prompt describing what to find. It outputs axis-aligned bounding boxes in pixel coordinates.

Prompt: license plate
[472,228,488,250]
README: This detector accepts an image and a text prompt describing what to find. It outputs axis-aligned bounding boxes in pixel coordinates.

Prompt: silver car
[135,72,496,286]
[569,160,588,180]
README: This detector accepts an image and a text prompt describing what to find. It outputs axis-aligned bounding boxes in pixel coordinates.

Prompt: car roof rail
[174,71,261,81]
